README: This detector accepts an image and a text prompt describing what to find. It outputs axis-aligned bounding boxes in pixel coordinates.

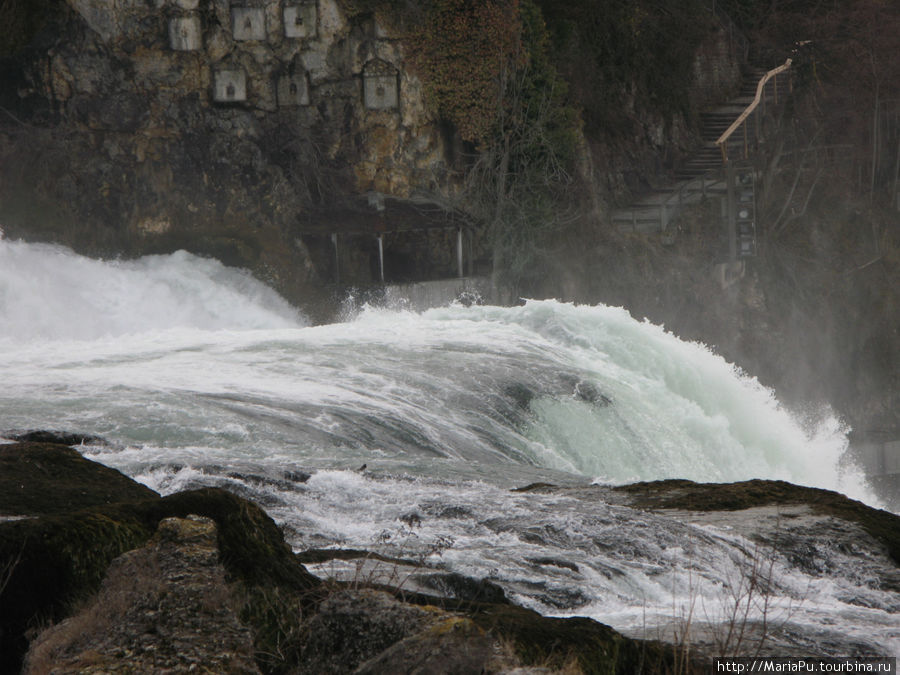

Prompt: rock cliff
[0,0,742,310]
[0,0,468,309]
[4,1,893,468]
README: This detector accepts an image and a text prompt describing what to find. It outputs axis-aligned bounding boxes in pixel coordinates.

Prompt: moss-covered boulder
[298,588,448,674]
[0,442,320,673]
[468,602,676,674]
[616,479,900,565]
[355,616,495,674]
[0,441,158,515]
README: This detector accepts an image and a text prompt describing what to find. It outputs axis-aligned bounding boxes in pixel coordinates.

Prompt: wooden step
[609,61,790,233]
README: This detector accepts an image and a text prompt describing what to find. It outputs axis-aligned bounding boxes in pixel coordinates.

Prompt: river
[1,238,896,657]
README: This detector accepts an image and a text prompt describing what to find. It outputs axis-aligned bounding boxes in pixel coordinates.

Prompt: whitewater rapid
[0,240,867,493]
[1,239,896,657]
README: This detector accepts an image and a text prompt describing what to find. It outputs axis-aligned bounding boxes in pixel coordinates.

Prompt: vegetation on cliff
[536,0,714,135]
[740,0,899,432]
[339,0,586,291]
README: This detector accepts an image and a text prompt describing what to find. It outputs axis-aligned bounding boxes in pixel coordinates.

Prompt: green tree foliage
[753,0,900,200]
[465,0,582,293]
[535,0,713,136]
[407,0,525,145]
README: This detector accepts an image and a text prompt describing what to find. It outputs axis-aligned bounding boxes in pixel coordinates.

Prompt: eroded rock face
[299,588,447,673]
[0,440,321,673]
[24,515,260,674]
[0,0,450,307]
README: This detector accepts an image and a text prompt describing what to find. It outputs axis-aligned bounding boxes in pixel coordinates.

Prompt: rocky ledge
[2,439,898,673]
[0,440,680,674]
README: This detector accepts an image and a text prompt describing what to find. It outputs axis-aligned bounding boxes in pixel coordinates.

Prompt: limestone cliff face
[1,0,453,307]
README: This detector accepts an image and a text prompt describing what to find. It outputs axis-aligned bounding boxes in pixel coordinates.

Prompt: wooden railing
[612,166,726,234]
[716,58,793,164]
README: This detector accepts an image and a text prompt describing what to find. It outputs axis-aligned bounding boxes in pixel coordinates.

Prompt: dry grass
[488,635,585,674]
[0,542,21,596]
[662,530,807,671]
[23,549,164,673]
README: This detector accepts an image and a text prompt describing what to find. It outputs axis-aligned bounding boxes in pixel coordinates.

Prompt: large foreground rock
[6,439,898,671]
[0,441,318,673]
[24,515,260,673]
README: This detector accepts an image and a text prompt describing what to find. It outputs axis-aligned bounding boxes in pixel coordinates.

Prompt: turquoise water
[0,238,895,656]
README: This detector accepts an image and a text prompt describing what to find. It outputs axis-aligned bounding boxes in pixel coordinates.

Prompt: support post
[726,163,737,262]
[755,108,760,146]
[331,233,340,284]
[377,234,384,283]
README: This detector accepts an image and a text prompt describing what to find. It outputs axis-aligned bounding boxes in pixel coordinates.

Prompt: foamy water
[1,239,895,657]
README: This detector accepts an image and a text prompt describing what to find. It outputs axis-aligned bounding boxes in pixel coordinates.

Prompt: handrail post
[755,108,760,146]
[726,163,736,261]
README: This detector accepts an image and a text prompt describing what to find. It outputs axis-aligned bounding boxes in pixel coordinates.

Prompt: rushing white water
[0,241,304,340]
[1,239,896,657]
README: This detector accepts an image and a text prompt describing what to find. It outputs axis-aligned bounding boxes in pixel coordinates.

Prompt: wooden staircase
[612,62,792,234]
[672,70,762,181]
